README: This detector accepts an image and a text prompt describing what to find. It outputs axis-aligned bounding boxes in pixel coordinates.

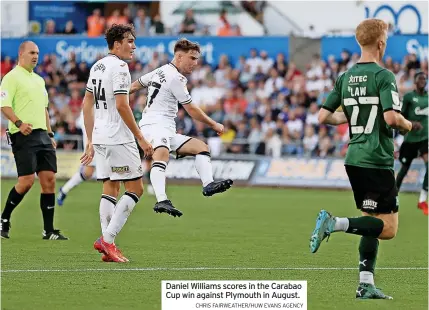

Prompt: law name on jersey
[348,86,367,97]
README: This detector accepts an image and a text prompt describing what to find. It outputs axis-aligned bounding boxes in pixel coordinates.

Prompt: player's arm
[1,75,33,135]
[318,75,348,125]
[171,76,223,134]
[115,94,144,139]
[183,103,217,127]
[80,90,95,165]
[378,70,412,133]
[129,71,153,94]
[82,90,95,142]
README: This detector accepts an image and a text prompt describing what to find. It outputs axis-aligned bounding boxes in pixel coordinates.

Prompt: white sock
[359,271,374,285]
[195,153,214,187]
[62,171,85,194]
[150,161,168,202]
[103,192,139,244]
[334,217,349,232]
[419,189,428,203]
[100,194,116,234]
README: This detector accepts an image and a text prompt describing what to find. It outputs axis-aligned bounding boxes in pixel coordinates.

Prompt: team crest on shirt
[0,90,7,100]
[162,138,168,144]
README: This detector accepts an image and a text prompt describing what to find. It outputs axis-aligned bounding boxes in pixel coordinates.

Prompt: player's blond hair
[355,19,388,47]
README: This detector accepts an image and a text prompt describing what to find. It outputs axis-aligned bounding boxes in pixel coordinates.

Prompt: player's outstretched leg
[194,151,233,197]
[309,210,384,253]
[58,166,94,206]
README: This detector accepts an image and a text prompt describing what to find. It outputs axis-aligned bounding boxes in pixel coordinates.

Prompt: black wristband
[14,120,22,128]
[48,132,54,138]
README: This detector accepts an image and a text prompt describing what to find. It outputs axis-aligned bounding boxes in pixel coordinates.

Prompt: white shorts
[94,142,143,181]
[140,125,192,158]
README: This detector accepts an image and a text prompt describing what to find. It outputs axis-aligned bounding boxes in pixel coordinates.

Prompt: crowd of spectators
[37,6,242,38]
[1,49,427,158]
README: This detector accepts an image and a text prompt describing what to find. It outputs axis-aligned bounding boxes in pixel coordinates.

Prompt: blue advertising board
[29,1,90,34]
[0,36,289,66]
[321,35,428,63]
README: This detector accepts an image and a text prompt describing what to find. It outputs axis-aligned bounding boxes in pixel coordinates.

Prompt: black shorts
[399,140,428,165]
[345,165,398,214]
[10,130,57,177]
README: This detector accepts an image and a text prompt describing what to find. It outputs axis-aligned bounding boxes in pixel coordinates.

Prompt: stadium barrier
[1,150,425,192]
[321,35,428,62]
[2,35,426,67]
[1,36,289,67]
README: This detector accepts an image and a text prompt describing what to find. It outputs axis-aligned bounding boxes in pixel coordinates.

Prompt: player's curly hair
[174,38,201,54]
[105,24,136,50]
[355,19,388,47]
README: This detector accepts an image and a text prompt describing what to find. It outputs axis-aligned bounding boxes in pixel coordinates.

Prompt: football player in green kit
[396,71,428,215]
[309,19,418,300]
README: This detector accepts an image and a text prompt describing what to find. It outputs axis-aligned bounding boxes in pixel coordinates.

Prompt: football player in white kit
[129,38,233,217]
[80,24,153,262]
[56,110,96,206]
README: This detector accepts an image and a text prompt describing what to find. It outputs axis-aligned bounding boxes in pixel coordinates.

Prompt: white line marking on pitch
[1,267,427,273]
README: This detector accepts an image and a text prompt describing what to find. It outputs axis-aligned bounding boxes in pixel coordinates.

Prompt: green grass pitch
[1,179,427,310]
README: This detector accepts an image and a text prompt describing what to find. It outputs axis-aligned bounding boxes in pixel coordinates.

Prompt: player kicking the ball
[129,38,233,217]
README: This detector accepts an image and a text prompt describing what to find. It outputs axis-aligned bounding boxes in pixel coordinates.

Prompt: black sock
[396,164,410,191]
[40,193,55,233]
[359,236,379,275]
[1,187,26,221]
[423,164,428,192]
[346,216,384,237]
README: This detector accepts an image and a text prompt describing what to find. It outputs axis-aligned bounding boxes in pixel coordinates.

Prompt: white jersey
[86,54,134,145]
[138,63,192,129]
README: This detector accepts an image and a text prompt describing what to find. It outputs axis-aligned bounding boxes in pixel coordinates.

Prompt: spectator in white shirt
[259,50,274,74]
[305,102,319,126]
[264,127,282,158]
[303,125,318,155]
[246,48,262,74]
[261,113,276,135]
[264,68,284,98]
[286,110,304,137]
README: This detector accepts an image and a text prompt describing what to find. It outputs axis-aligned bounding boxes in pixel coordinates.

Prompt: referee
[0,41,68,240]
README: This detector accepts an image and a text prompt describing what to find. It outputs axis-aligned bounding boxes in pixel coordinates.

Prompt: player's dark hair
[174,38,201,54]
[414,71,427,81]
[105,24,136,50]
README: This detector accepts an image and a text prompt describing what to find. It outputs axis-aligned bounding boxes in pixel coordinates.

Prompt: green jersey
[401,90,428,143]
[323,62,401,170]
[1,66,49,134]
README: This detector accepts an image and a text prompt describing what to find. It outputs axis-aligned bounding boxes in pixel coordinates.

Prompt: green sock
[346,216,384,237]
[359,236,379,285]
[396,164,410,190]
[423,164,428,192]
